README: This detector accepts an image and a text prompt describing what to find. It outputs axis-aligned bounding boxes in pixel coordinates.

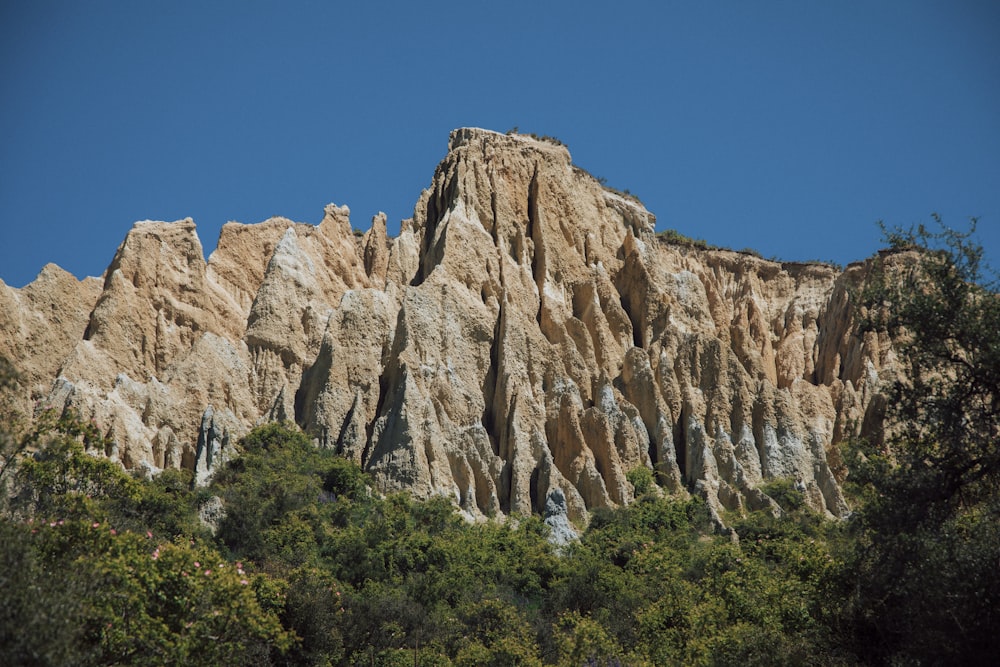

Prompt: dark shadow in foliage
[844,217,1000,665]
[279,567,347,666]
[0,519,87,666]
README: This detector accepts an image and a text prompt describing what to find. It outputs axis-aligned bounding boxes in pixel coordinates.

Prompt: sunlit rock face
[1,128,897,522]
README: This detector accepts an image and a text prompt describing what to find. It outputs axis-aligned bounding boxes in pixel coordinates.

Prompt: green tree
[8,414,140,522]
[74,531,291,666]
[846,218,1000,664]
[0,519,87,666]
[0,413,295,666]
[211,422,368,567]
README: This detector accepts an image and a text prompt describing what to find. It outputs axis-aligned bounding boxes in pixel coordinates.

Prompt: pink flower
[49,522,56,527]
[146,531,153,539]
[240,579,249,585]
[92,522,100,528]
[235,561,243,570]
[182,571,188,577]
[152,548,160,560]
[203,569,211,576]
[110,529,117,536]
[193,561,200,568]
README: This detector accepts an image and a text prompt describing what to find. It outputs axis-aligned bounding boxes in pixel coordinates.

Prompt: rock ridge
[1,128,897,523]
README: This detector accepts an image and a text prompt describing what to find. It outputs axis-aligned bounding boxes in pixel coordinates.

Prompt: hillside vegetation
[1,418,852,666]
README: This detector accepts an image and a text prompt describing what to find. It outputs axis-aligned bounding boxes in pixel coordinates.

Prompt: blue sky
[1,1,998,288]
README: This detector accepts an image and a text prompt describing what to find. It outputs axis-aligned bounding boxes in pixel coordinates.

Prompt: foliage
[845,217,1000,664]
[9,413,139,520]
[211,422,367,567]
[0,412,292,666]
[625,466,654,496]
[759,477,805,513]
[505,126,566,147]
[656,228,713,250]
[0,518,86,666]
[546,494,846,665]
[0,413,858,665]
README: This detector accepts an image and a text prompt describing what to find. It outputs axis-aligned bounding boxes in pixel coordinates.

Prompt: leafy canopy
[846,217,1000,664]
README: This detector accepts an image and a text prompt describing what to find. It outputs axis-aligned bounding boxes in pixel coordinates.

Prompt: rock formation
[0,128,898,523]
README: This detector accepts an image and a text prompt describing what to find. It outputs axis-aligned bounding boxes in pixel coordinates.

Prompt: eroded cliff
[0,128,896,523]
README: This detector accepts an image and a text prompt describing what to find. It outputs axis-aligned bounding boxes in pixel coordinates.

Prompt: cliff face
[0,129,895,521]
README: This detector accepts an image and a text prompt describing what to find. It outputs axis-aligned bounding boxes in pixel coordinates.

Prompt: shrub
[759,478,805,513]
[626,466,655,497]
[656,228,712,250]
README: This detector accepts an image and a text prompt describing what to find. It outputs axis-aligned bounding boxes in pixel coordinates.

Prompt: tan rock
[0,264,101,409]
[362,212,390,286]
[3,127,905,524]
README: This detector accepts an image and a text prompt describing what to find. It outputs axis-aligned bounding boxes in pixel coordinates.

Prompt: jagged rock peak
[0,128,899,528]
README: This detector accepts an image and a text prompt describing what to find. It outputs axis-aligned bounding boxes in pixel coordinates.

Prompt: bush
[626,466,655,497]
[759,478,805,513]
[656,228,712,250]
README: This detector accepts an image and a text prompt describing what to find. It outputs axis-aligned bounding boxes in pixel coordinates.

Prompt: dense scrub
[1,417,853,666]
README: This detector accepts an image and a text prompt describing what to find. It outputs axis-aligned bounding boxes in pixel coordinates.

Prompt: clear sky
[1,1,998,288]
